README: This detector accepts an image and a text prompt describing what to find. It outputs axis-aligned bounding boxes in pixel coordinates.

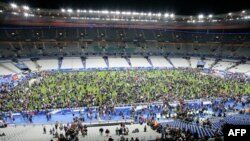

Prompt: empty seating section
[169,58,189,68]
[0,65,14,75]
[86,57,107,68]
[212,60,236,71]
[0,62,21,73]
[129,58,151,67]
[149,56,173,68]
[108,57,130,68]
[190,58,200,68]
[61,57,84,69]
[37,59,59,70]
[228,62,250,73]
[21,60,38,71]
[203,59,215,69]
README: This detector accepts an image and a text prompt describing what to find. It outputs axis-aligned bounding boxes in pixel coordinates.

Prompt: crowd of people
[0,69,250,113]
[0,69,249,141]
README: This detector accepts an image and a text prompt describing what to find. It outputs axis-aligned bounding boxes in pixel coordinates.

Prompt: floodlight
[147,12,152,16]
[132,12,139,15]
[208,14,213,18]
[22,5,29,10]
[164,13,169,18]
[157,13,161,17]
[67,9,73,13]
[170,13,174,18]
[10,3,18,8]
[77,9,80,13]
[198,14,204,19]
[61,8,65,13]
[228,13,232,16]
[101,10,109,14]
[242,10,246,13]
[24,12,29,17]
[89,9,93,13]
[115,11,120,15]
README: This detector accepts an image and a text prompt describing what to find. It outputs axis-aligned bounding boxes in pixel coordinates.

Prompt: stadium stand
[129,57,152,67]
[169,57,190,68]
[37,59,59,71]
[203,59,216,69]
[228,62,250,73]
[85,57,107,68]
[61,57,84,69]
[212,59,237,71]
[0,65,14,75]
[0,62,21,74]
[149,56,173,68]
[21,60,38,71]
[0,2,250,141]
[190,57,200,68]
[108,57,130,68]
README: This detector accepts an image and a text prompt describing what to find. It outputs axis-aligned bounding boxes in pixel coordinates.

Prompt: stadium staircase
[164,57,175,68]
[146,57,153,67]
[103,57,109,68]
[58,58,63,69]
[81,57,86,68]
[125,57,132,67]
[210,59,220,69]
[187,58,192,68]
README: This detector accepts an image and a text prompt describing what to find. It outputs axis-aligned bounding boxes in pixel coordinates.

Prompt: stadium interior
[0,1,250,141]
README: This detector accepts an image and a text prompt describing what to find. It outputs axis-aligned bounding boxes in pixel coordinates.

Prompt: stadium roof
[1,1,250,29]
[1,0,250,15]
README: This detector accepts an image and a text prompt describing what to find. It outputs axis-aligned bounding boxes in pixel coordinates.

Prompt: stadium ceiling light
[198,14,204,19]
[242,10,246,13]
[132,12,139,15]
[164,13,169,18]
[170,13,174,18]
[77,9,80,13]
[157,13,161,17]
[115,11,120,15]
[67,9,73,13]
[22,5,30,10]
[101,10,109,14]
[89,9,93,13]
[126,11,131,15]
[147,12,152,16]
[10,3,18,8]
[23,12,29,17]
[61,8,65,13]
[208,14,213,18]
[228,13,232,16]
